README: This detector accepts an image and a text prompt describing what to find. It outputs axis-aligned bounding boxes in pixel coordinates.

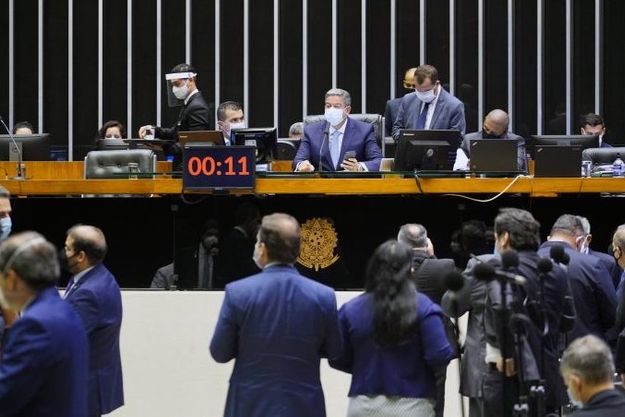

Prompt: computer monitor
[96,138,129,151]
[393,129,461,171]
[0,134,51,161]
[528,135,599,158]
[178,130,225,147]
[232,128,277,163]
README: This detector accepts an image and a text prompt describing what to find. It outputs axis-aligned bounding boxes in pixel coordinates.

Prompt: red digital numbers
[187,156,251,176]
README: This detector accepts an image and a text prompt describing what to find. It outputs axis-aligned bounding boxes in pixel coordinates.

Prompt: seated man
[384,67,417,137]
[293,88,382,172]
[392,64,466,141]
[454,109,527,171]
[580,113,611,148]
[217,101,246,145]
[288,122,304,140]
[560,335,625,415]
[12,121,34,135]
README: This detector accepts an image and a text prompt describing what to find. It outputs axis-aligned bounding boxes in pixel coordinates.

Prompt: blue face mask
[0,217,11,241]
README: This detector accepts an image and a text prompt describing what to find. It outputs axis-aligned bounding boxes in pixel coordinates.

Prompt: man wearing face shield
[137,63,213,159]
[292,88,382,172]
[391,64,466,141]
[454,109,527,171]
[580,113,611,148]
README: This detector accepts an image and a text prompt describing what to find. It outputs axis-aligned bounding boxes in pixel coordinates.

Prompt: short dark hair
[67,225,108,265]
[0,232,60,291]
[217,101,244,122]
[170,63,197,79]
[414,65,439,85]
[494,208,541,251]
[97,120,126,139]
[580,113,605,128]
[258,213,300,264]
[12,121,34,134]
[550,214,584,238]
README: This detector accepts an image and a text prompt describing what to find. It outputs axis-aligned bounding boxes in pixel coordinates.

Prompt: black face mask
[58,249,78,272]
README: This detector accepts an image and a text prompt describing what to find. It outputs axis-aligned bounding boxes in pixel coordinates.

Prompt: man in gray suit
[384,67,417,137]
[454,109,527,171]
[392,64,466,141]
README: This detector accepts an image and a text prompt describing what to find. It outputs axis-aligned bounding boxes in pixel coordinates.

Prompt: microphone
[319,122,330,173]
[0,115,25,179]
[500,249,519,270]
[536,257,553,274]
[549,245,566,264]
[472,261,527,286]
[444,270,465,292]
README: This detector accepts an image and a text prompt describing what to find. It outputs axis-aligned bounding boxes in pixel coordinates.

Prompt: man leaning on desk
[293,88,382,172]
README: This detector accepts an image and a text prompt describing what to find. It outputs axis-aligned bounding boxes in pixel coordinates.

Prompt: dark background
[10,194,624,289]
[2,0,624,160]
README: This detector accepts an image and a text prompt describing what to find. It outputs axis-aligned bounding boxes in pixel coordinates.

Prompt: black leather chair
[275,140,299,160]
[84,149,156,179]
[303,113,385,153]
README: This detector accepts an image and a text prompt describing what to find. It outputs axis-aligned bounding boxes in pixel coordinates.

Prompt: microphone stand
[0,116,25,180]
[319,123,329,173]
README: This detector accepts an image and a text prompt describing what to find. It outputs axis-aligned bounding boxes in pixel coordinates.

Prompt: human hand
[296,160,315,172]
[340,158,362,172]
[138,125,154,139]
[217,120,231,139]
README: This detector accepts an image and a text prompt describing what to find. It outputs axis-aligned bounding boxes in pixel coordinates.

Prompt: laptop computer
[469,139,518,173]
[534,145,582,177]
[178,130,225,147]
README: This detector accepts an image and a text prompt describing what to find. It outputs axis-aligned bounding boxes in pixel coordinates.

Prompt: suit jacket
[459,131,528,172]
[0,287,88,417]
[411,250,456,305]
[392,88,466,141]
[292,118,382,171]
[384,97,402,137]
[538,242,617,343]
[65,263,124,416]
[588,248,622,289]
[210,264,341,417]
[569,389,625,416]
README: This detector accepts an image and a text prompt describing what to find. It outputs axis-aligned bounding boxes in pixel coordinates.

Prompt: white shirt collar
[330,118,348,135]
[73,265,95,284]
[184,89,200,105]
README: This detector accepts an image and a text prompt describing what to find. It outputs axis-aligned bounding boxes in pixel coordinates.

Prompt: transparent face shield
[165,71,196,107]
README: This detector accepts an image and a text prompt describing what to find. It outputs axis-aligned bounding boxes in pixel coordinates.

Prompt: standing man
[62,225,124,417]
[210,213,342,417]
[392,64,466,141]
[0,232,89,417]
[138,63,213,158]
[293,88,382,172]
[0,186,14,339]
[454,109,527,171]
[611,225,625,385]
[217,101,246,145]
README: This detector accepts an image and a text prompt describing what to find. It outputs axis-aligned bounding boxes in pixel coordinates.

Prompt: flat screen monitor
[393,129,461,171]
[0,134,51,161]
[96,139,129,150]
[232,128,277,163]
[528,135,599,158]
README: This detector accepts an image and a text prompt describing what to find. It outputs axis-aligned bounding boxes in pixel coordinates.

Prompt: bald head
[258,213,300,264]
[66,225,108,265]
[403,67,418,89]
[397,224,428,249]
[483,109,510,137]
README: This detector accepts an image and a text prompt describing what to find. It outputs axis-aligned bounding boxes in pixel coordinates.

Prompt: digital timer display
[183,145,256,190]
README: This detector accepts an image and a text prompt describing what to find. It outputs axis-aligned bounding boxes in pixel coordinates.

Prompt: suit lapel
[319,123,334,170]
[429,89,447,129]
[65,265,98,299]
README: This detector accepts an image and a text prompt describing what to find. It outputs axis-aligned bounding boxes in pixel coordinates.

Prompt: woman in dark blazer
[329,240,454,417]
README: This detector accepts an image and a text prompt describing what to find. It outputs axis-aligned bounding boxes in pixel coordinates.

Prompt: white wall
[108,291,466,417]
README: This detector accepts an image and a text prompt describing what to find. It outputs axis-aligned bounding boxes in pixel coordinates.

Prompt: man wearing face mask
[384,67,417,137]
[453,109,527,171]
[216,101,246,145]
[576,216,622,289]
[392,64,466,141]
[61,225,124,417]
[560,335,625,415]
[137,63,213,159]
[611,225,625,387]
[293,88,382,172]
[210,213,341,417]
[0,186,12,243]
[580,113,612,148]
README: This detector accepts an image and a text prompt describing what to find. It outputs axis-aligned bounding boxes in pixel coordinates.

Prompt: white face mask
[0,284,11,310]
[252,242,263,269]
[172,83,190,100]
[416,87,437,104]
[0,217,12,241]
[230,121,246,131]
[567,387,584,409]
[324,107,345,127]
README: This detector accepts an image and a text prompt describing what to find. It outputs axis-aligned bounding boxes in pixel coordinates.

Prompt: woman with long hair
[329,240,453,417]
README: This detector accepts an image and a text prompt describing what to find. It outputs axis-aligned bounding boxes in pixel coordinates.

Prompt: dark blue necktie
[415,102,430,129]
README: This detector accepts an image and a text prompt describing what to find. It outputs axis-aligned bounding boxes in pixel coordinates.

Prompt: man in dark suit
[538,214,617,343]
[138,63,213,158]
[454,109,527,172]
[216,101,246,145]
[210,213,342,417]
[580,113,612,148]
[392,64,466,141]
[384,67,417,137]
[293,88,382,172]
[0,232,89,417]
[611,225,625,386]
[560,335,625,416]
[62,225,124,417]
[577,216,622,289]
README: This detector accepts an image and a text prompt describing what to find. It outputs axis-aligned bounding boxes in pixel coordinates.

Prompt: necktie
[415,102,430,129]
[329,130,342,169]
[65,277,76,298]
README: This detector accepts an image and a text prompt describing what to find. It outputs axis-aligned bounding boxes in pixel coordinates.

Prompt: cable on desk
[440,175,525,203]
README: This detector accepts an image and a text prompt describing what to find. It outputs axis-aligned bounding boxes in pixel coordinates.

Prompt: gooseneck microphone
[0,115,25,179]
[319,122,330,173]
